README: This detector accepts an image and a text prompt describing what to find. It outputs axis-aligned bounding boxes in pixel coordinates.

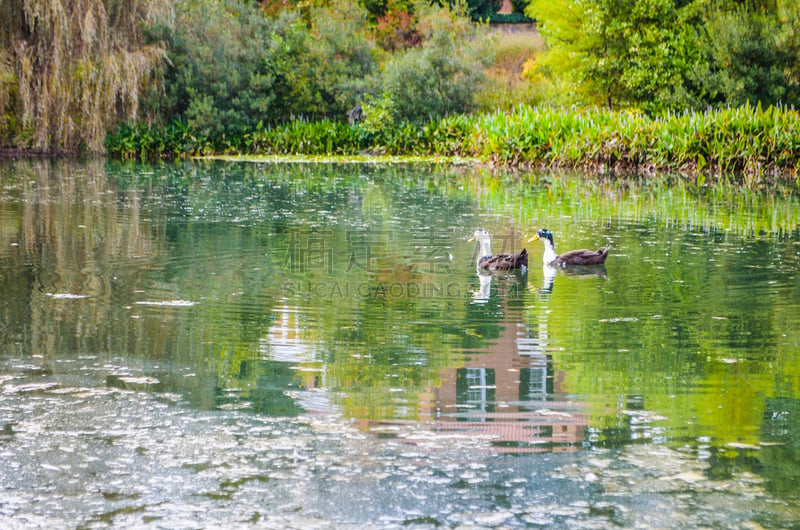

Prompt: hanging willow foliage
[0,0,170,153]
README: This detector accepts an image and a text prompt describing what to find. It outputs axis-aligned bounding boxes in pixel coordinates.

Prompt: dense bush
[147,0,377,136]
[307,2,378,117]
[462,0,504,17]
[7,0,799,159]
[142,0,491,135]
[527,0,800,113]
[510,0,531,14]
[695,7,800,108]
[373,3,420,51]
[380,1,493,123]
[107,0,496,154]
[146,0,278,139]
[527,0,703,113]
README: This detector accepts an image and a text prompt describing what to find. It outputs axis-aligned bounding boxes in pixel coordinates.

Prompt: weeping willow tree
[0,0,170,153]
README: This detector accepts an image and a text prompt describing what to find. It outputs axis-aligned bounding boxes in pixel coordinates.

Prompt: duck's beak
[527,235,540,243]
[467,236,475,242]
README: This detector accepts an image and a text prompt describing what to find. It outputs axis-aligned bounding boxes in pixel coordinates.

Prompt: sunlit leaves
[528,0,800,113]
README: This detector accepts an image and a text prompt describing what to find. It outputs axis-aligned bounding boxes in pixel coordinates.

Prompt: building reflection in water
[258,273,589,452]
[361,271,587,453]
[421,322,585,453]
[258,304,330,414]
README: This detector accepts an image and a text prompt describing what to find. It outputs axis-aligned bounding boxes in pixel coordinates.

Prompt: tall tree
[692,0,800,107]
[0,0,170,152]
[527,0,800,112]
[527,0,701,112]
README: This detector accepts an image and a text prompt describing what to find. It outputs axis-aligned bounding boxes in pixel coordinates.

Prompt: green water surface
[1,159,799,528]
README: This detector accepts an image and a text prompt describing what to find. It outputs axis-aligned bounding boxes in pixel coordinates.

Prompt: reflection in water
[2,159,800,527]
[537,264,609,295]
[367,269,586,453]
[761,398,800,494]
[539,265,557,294]
[264,305,315,364]
[472,271,493,304]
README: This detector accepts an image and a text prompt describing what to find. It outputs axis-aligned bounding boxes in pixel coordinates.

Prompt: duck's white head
[468,228,493,258]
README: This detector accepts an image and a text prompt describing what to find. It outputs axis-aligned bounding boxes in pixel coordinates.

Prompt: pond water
[1,159,800,528]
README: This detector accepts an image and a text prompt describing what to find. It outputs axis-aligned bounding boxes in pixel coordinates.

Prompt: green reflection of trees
[504,175,799,460]
[2,160,799,461]
[534,230,799,446]
[263,168,481,421]
[469,171,800,462]
[470,171,800,237]
[761,398,800,496]
[0,159,159,355]
[0,159,485,416]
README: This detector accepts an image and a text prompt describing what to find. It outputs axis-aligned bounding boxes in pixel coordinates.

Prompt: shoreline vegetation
[105,103,800,186]
[3,0,800,189]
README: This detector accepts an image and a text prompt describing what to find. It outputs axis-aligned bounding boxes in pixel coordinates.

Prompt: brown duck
[469,229,528,271]
[529,228,609,267]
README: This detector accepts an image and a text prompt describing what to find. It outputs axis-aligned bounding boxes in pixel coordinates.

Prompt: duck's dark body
[470,228,528,271]
[477,248,528,271]
[531,228,609,267]
[549,247,608,267]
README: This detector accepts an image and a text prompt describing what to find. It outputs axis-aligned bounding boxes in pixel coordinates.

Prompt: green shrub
[107,103,800,183]
[301,0,378,119]
[148,0,377,136]
[694,8,799,108]
[529,0,704,113]
[150,0,281,138]
[253,119,365,156]
[381,0,493,123]
[361,94,398,136]
[510,0,530,14]
[527,0,800,113]
[463,0,503,17]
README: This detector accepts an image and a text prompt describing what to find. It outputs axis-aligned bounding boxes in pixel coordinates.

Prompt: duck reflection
[536,263,608,295]
[470,267,529,305]
[471,272,493,304]
[247,241,588,453]
[538,264,557,294]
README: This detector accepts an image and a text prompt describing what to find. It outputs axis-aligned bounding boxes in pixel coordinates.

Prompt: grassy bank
[106,103,800,184]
